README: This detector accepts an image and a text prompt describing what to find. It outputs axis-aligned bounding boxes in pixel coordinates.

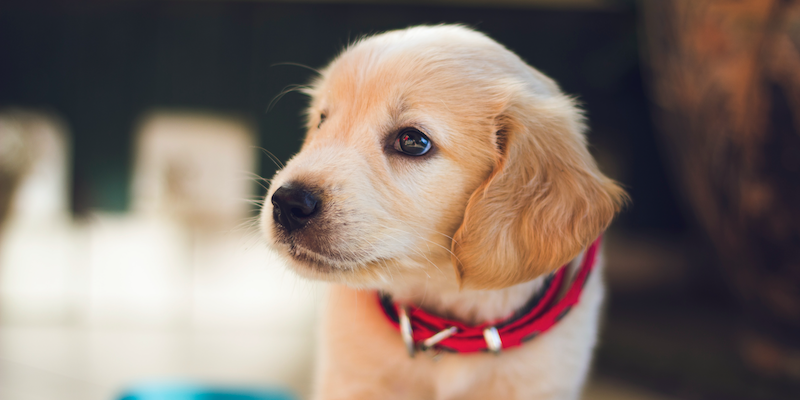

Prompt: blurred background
[1,0,799,399]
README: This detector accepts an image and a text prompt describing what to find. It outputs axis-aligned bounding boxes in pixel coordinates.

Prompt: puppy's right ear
[451,94,627,290]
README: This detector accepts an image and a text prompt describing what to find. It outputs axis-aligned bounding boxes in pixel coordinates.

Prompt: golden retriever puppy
[261,25,626,400]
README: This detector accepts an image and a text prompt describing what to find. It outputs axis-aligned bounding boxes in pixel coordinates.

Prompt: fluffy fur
[261,25,626,400]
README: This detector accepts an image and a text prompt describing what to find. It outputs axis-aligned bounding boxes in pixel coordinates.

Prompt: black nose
[271,185,320,233]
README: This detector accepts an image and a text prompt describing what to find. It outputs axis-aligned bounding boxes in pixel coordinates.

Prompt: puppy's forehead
[319,53,443,115]
[316,30,518,110]
[308,40,504,151]
[304,26,560,163]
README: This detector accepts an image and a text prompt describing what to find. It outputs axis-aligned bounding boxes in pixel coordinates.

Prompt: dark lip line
[289,242,341,267]
[275,239,391,272]
[277,240,359,271]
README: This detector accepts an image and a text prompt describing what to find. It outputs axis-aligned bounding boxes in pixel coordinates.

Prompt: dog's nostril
[291,205,315,219]
[271,185,320,233]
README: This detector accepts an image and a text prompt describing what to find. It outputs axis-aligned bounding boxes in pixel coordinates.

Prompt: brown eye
[318,113,326,129]
[393,128,431,156]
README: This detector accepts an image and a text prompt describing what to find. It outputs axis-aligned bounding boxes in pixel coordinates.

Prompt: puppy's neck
[384,255,583,326]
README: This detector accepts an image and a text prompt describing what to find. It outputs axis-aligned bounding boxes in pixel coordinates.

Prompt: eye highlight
[393,128,431,156]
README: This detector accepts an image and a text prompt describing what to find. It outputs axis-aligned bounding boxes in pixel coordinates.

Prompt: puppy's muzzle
[271,184,320,233]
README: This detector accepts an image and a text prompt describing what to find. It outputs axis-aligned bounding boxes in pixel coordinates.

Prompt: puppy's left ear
[451,93,628,290]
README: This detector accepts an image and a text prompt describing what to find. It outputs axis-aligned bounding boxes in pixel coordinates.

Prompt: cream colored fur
[261,25,626,400]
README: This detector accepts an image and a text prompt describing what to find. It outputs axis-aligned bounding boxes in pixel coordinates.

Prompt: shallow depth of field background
[1,1,799,399]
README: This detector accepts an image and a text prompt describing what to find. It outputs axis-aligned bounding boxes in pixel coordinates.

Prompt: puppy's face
[262,29,500,286]
[261,26,626,289]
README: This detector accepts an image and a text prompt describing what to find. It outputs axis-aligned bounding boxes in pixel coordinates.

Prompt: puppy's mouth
[273,233,367,274]
[282,241,343,272]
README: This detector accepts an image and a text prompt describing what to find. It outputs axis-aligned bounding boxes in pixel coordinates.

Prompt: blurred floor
[0,213,323,400]
[0,324,317,400]
[0,324,676,400]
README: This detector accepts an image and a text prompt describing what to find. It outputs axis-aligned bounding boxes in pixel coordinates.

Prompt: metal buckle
[399,306,458,358]
[421,326,458,351]
[483,326,502,354]
[398,305,416,357]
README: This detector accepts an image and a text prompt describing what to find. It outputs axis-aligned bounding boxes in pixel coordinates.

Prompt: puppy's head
[261,25,627,290]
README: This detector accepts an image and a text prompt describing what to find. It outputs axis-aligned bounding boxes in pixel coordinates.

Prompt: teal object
[118,383,296,400]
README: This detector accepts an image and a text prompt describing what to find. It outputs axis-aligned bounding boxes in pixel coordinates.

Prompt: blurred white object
[131,111,256,230]
[88,110,259,327]
[0,109,70,225]
[0,112,31,226]
[0,109,77,324]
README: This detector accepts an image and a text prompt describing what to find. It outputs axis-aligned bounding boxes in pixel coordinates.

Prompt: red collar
[377,237,601,356]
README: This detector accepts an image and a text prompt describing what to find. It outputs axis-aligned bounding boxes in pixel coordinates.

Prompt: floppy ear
[451,93,628,290]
